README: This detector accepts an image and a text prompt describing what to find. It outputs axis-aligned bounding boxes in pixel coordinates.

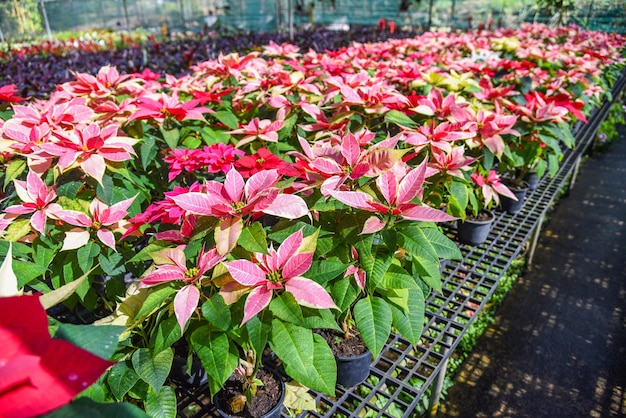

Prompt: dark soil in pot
[457,210,495,246]
[465,210,494,223]
[319,329,372,387]
[500,181,529,214]
[318,329,368,357]
[214,368,284,418]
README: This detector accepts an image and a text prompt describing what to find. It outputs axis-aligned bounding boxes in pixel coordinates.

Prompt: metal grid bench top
[175,72,626,418]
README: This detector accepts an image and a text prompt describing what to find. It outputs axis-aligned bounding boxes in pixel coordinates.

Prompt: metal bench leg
[426,335,453,417]
[526,215,544,270]
[570,156,582,190]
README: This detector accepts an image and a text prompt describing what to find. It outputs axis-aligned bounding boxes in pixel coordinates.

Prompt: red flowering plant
[0,245,148,417]
[466,169,517,219]
[0,24,623,416]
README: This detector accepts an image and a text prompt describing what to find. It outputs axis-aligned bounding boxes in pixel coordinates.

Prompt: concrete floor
[440,126,626,418]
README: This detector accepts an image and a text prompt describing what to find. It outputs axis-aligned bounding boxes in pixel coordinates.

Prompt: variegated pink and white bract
[138,246,224,332]
[225,230,337,325]
[54,196,136,251]
[330,161,457,234]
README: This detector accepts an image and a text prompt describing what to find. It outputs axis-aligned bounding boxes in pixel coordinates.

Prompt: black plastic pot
[523,170,539,190]
[457,210,495,246]
[170,355,208,386]
[336,350,372,387]
[214,368,285,418]
[500,182,529,214]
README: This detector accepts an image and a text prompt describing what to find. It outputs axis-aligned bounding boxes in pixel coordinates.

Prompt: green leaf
[306,258,349,284]
[243,310,272,358]
[201,293,233,331]
[270,293,305,326]
[140,135,158,170]
[269,293,339,331]
[412,254,443,292]
[151,315,182,354]
[535,159,548,179]
[160,127,180,149]
[40,265,97,309]
[134,286,177,320]
[301,307,341,331]
[267,221,320,244]
[55,324,124,359]
[107,362,141,401]
[380,287,410,311]
[278,113,299,140]
[354,235,392,293]
[3,159,26,189]
[32,238,59,266]
[214,110,240,130]
[389,287,425,346]
[422,226,462,260]
[447,180,469,218]
[45,398,149,418]
[131,348,173,393]
[144,385,177,418]
[354,296,392,358]
[381,264,420,289]
[544,124,575,148]
[128,240,172,263]
[99,252,125,276]
[269,320,336,395]
[13,261,48,287]
[77,242,100,274]
[191,328,238,397]
[237,222,268,254]
[76,378,106,402]
[537,133,562,155]
[548,153,560,177]
[96,174,115,205]
[197,126,231,144]
[398,226,438,263]
[331,278,359,314]
[56,180,83,200]
[4,218,32,242]
[183,134,202,149]
[482,148,494,171]
[58,194,88,211]
[384,109,417,128]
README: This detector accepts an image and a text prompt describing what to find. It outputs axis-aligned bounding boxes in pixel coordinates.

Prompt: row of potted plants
[0,23,624,417]
[0,26,423,100]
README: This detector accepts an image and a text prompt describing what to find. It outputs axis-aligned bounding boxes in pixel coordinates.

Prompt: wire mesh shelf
[174,71,626,418]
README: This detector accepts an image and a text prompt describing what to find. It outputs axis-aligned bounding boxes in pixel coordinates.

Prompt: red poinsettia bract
[0,294,113,418]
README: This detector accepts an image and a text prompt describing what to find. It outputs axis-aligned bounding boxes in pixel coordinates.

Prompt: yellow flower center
[267,270,282,283]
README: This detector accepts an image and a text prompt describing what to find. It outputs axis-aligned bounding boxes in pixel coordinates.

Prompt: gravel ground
[440,125,626,418]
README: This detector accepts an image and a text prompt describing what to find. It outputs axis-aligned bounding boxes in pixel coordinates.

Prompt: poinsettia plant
[0,22,624,417]
[466,169,517,219]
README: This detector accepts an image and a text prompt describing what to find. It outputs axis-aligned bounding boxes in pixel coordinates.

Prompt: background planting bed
[172,71,626,418]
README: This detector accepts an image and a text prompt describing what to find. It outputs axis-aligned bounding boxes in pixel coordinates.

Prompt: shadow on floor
[439,127,626,418]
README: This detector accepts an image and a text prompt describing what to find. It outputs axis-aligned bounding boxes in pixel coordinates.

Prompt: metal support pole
[427,0,435,29]
[585,0,595,27]
[39,0,52,40]
[450,0,456,28]
[179,0,187,29]
[570,156,582,190]
[122,0,130,32]
[526,215,544,270]
[0,26,4,43]
[288,0,293,41]
[99,0,107,29]
[427,335,453,418]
